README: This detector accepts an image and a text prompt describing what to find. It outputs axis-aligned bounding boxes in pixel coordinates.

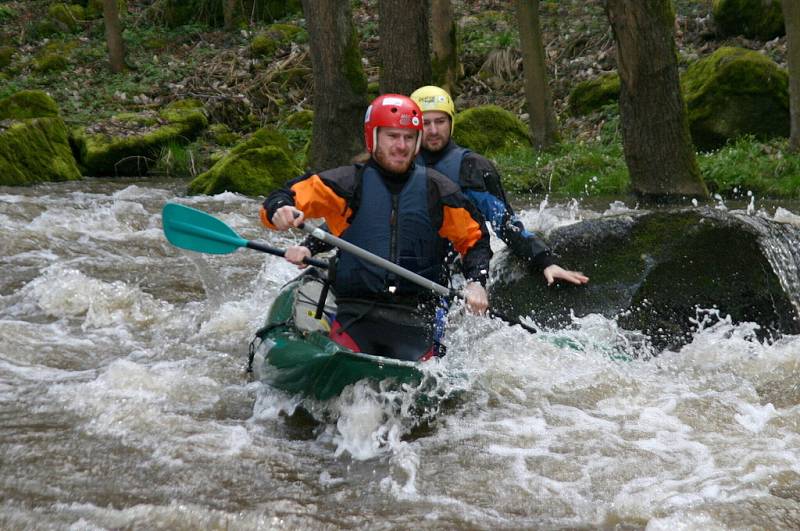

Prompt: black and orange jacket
[260,159,492,286]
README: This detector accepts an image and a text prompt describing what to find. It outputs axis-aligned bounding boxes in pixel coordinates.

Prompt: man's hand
[285,245,311,268]
[271,205,304,230]
[543,264,589,286]
[463,281,488,315]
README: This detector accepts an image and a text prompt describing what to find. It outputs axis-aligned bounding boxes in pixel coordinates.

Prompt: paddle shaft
[299,224,454,298]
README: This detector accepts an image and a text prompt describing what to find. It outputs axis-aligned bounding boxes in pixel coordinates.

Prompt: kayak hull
[254,273,428,401]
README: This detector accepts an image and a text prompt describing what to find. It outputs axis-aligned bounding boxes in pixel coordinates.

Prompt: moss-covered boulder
[206,123,240,146]
[0,46,16,70]
[683,47,788,151]
[0,118,82,186]
[48,3,85,33]
[285,109,313,129]
[188,127,298,196]
[712,0,784,40]
[0,90,60,120]
[251,24,304,58]
[73,99,208,176]
[489,208,800,352]
[568,73,620,116]
[453,105,531,155]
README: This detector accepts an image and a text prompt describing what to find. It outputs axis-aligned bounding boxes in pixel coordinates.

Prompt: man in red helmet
[260,94,491,362]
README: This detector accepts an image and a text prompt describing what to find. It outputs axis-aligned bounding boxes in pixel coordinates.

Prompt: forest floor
[0,0,797,198]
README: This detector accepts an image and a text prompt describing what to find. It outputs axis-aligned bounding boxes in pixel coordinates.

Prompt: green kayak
[250,271,434,401]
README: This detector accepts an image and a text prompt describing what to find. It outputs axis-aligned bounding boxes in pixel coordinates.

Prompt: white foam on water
[21,264,173,329]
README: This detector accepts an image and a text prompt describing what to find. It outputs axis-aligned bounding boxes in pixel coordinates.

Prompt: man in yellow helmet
[410,85,588,287]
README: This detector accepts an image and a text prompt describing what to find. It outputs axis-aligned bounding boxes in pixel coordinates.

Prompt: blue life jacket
[418,144,470,186]
[333,164,446,299]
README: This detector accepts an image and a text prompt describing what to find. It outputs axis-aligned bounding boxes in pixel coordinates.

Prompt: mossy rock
[285,109,313,129]
[453,105,531,155]
[490,208,800,351]
[0,46,16,70]
[231,126,292,157]
[34,53,69,73]
[187,146,299,196]
[712,0,784,40]
[74,100,208,176]
[0,117,82,186]
[158,98,208,134]
[683,46,788,151]
[568,72,620,116]
[206,123,240,146]
[48,3,85,33]
[250,24,304,58]
[0,90,60,120]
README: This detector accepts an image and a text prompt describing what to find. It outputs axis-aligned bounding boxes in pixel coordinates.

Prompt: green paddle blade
[162,203,248,254]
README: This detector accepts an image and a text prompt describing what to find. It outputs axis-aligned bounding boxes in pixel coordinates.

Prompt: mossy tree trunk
[223,0,238,30]
[605,0,708,199]
[103,0,126,73]
[783,0,800,152]
[430,0,460,96]
[378,0,432,94]
[300,0,369,170]
[515,0,558,149]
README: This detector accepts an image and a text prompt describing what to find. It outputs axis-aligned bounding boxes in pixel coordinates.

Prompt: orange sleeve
[438,205,484,255]
[259,174,353,235]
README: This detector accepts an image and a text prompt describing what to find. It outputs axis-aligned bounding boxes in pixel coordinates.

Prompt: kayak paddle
[161,203,329,269]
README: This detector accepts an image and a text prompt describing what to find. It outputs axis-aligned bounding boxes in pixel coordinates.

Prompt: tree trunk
[515,0,558,149]
[223,0,238,30]
[378,0,432,94]
[605,0,707,199]
[300,0,369,170]
[783,0,800,152]
[430,0,460,96]
[103,0,126,74]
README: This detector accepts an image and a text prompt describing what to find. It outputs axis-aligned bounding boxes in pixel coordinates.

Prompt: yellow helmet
[410,85,455,134]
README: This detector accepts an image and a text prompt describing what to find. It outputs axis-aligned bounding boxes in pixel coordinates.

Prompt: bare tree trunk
[515,0,558,149]
[223,0,238,30]
[430,0,460,96]
[103,0,126,73]
[783,0,800,152]
[300,0,369,170]
[378,0,432,94]
[605,0,707,199]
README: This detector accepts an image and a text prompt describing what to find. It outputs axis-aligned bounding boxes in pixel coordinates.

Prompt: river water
[2,179,800,530]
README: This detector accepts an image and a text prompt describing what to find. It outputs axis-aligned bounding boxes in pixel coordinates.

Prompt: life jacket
[333,164,447,299]
[417,144,471,186]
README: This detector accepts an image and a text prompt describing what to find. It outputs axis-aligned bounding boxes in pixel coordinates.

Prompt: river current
[2,179,800,530]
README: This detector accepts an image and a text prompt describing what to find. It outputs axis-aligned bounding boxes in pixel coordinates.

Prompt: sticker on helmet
[412,116,420,126]
[381,97,405,106]
[364,105,372,122]
[399,114,411,125]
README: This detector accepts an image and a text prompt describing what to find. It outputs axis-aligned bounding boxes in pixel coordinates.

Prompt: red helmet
[363,94,423,153]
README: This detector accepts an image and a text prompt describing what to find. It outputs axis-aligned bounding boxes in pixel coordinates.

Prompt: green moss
[231,127,292,157]
[683,46,788,150]
[0,117,82,186]
[158,98,208,134]
[0,90,60,120]
[48,3,85,33]
[187,146,299,196]
[712,0,784,40]
[568,73,620,116]
[34,53,69,73]
[285,109,313,129]
[453,105,531,155]
[0,46,16,70]
[86,0,126,19]
[206,123,239,146]
[250,24,303,58]
[342,27,368,94]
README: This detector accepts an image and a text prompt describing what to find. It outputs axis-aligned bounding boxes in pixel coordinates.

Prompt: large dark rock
[489,208,800,350]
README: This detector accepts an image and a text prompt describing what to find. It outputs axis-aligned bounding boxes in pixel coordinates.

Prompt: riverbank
[1,0,799,199]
